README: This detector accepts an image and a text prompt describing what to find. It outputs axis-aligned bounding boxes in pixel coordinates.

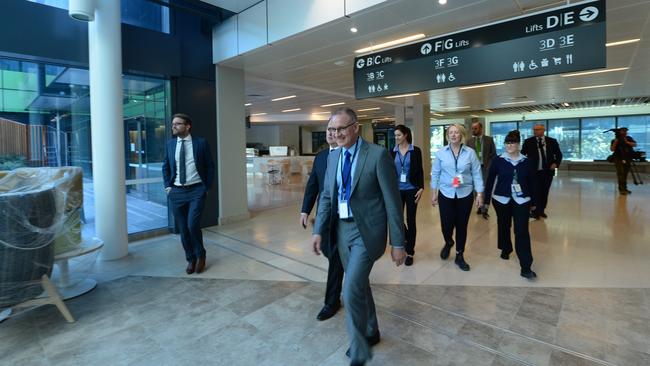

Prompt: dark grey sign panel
[354,0,606,99]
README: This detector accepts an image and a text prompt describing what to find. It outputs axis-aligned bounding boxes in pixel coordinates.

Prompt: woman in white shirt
[430,124,484,271]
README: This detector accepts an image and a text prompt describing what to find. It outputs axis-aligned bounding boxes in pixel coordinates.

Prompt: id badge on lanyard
[400,171,407,183]
[338,200,350,219]
[452,174,463,188]
[511,183,523,197]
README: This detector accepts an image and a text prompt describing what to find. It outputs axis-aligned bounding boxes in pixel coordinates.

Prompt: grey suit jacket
[313,140,405,262]
[466,135,496,177]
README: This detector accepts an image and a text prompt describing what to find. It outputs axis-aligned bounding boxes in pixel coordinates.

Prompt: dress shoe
[440,241,453,260]
[521,269,537,279]
[455,253,470,271]
[500,251,510,260]
[346,331,380,357]
[316,303,340,321]
[186,260,196,274]
[196,256,206,273]
[529,212,540,220]
[350,362,365,366]
[540,212,548,218]
[626,189,632,194]
[405,255,414,266]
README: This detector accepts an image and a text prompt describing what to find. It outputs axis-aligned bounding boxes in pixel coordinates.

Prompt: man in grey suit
[311,107,406,366]
[467,121,496,215]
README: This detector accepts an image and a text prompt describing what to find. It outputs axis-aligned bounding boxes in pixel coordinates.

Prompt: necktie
[537,137,547,168]
[342,150,352,201]
[475,136,482,161]
[179,139,186,185]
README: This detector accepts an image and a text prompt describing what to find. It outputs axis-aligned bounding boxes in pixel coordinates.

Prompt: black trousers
[492,199,533,270]
[169,184,207,262]
[614,159,631,192]
[533,170,554,215]
[400,189,419,256]
[323,247,344,307]
[438,193,473,253]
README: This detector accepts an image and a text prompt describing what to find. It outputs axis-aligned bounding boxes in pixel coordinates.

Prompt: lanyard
[396,148,410,172]
[451,144,463,173]
[340,139,360,198]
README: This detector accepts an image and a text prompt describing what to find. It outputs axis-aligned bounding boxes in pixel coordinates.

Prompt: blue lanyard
[397,148,410,172]
[451,144,463,173]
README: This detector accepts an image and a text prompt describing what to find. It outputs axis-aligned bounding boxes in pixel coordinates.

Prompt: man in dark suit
[311,107,406,366]
[162,113,215,274]
[467,121,496,215]
[521,123,562,219]
[300,119,344,321]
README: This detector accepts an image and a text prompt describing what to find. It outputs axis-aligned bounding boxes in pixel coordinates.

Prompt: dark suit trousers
[492,199,533,270]
[169,184,207,262]
[323,246,344,307]
[614,159,631,192]
[438,193,473,253]
[400,189,419,255]
[534,170,554,215]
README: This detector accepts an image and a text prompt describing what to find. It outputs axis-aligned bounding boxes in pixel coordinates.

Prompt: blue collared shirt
[336,138,362,217]
[431,144,484,199]
[492,153,531,205]
[393,144,416,191]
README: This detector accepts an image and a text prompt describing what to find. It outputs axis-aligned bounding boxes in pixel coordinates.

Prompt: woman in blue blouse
[390,125,424,266]
[484,130,537,279]
[431,124,484,271]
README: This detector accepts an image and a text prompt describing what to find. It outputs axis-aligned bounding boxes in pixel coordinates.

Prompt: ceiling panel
[219,0,650,121]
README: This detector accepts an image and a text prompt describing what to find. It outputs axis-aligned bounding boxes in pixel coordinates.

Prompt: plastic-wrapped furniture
[0,167,83,322]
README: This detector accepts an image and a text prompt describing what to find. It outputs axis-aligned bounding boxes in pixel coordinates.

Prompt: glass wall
[28,0,170,33]
[547,119,580,160]
[430,124,448,161]
[490,114,650,160]
[0,56,171,236]
[581,117,615,160]
[491,121,517,155]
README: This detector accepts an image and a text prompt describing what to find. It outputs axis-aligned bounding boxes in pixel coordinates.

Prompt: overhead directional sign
[354,0,606,99]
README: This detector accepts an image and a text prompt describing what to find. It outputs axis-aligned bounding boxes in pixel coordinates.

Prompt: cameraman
[610,127,637,195]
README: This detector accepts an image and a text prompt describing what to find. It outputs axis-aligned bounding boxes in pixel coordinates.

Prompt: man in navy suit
[300,119,344,321]
[521,124,562,219]
[162,113,215,274]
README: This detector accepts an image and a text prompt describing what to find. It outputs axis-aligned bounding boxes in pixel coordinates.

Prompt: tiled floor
[2,170,650,365]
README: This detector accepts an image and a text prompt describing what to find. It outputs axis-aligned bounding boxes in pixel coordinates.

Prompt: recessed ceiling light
[470,114,479,117]
[569,83,622,90]
[244,103,252,106]
[350,27,358,33]
[355,34,426,53]
[562,67,629,77]
[501,100,536,105]
[606,38,640,47]
[458,82,505,90]
[562,102,570,107]
[282,108,301,112]
[271,95,296,101]
[312,111,331,115]
[358,107,380,111]
[385,93,420,99]
[320,102,345,107]
[483,109,493,113]
[250,112,267,116]
[438,0,447,4]
[357,114,368,117]
[334,60,347,66]
[431,113,445,117]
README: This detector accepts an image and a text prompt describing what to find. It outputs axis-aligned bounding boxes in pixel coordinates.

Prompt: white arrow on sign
[421,43,432,55]
[579,6,598,22]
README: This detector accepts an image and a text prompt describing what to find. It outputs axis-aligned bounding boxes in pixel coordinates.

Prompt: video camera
[603,127,626,139]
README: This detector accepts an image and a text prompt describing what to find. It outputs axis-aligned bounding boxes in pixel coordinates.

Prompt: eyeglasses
[504,141,519,145]
[327,121,356,133]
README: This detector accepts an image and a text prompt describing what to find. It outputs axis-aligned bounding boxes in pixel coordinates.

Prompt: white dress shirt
[174,134,202,186]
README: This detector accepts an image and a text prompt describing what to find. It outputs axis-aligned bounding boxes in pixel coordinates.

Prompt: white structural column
[88,0,128,260]
[215,65,250,224]
[411,105,431,179]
